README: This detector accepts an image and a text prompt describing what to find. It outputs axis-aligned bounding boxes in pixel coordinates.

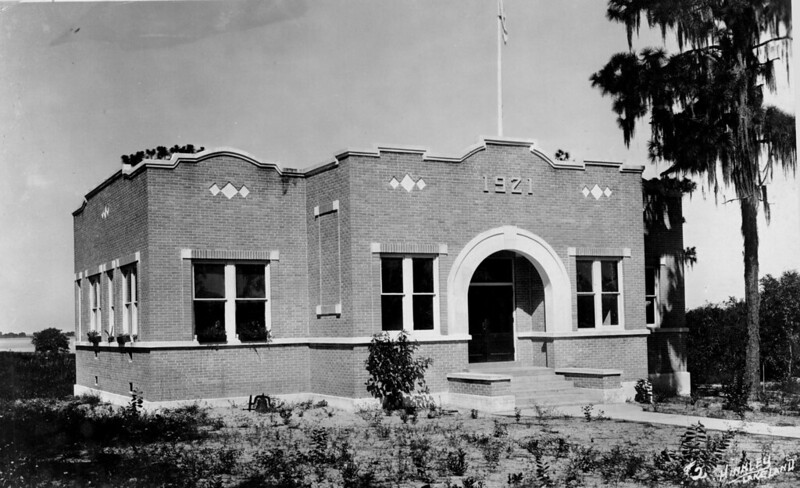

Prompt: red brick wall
[77,343,310,401]
[146,156,309,341]
[74,172,148,340]
[306,161,352,336]
[647,331,687,374]
[552,335,648,382]
[309,340,468,399]
[74,142,669,401]
[346,144,648,339]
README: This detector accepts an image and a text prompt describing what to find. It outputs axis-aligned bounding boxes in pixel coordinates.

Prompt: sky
[0,0,797,334]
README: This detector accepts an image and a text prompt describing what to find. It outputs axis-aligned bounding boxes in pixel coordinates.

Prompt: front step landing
[463,364,607,407]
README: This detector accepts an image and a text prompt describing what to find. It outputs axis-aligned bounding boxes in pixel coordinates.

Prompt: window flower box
[116,333,131,346]
[197,322,227,344]
[237,320,271,342]
[87,331,102,346]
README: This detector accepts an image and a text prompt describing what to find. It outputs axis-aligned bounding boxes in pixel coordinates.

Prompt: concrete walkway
[514,403,800,439]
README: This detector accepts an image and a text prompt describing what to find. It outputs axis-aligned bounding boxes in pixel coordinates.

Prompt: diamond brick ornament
[220,182,238,199]
[389,177,399,189]
[400,174,415,192]
[590,184,603,200]
[239,185,250,198]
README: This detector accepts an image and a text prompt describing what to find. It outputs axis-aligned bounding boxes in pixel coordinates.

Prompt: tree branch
[752,36,793,50]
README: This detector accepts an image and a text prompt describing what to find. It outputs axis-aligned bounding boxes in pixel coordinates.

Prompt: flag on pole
[498,0,508,44]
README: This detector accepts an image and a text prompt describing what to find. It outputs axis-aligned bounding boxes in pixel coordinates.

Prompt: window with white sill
[89,276,102,332]
[645,266,659,326]
[193,262,270,343]
[122,264,138,337]
[576,259,623,329]
[380,256,438,332]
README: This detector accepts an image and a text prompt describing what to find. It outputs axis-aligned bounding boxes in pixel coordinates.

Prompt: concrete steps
[465,363,606,407]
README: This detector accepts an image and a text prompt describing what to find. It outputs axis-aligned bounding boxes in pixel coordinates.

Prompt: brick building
[73,137,689,409]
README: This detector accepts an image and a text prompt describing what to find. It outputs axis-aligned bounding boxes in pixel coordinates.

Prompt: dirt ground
[205,401,800,487]
[646,394,800,427]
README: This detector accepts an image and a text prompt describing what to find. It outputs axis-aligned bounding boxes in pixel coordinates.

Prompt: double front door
[468,256,515,363]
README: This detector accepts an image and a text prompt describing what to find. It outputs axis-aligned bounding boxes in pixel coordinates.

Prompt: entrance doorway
[468,254,515,363]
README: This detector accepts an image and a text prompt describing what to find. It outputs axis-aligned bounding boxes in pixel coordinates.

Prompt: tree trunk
[741,195,761,396]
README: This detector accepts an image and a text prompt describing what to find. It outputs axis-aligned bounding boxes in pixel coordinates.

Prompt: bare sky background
[0,0,796,334]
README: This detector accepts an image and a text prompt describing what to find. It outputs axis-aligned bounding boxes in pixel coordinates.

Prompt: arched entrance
[448,227,572,348]
[468,252,516,362]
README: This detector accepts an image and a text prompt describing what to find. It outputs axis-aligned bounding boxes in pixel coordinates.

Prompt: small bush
[598,446,646,483]
[722,374,752,416]
[634,378,654,404]
[364,331,432,411]
[444,447,468,476]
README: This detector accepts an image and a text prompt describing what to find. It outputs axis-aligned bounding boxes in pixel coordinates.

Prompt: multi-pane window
[236,264,268,341]
[645,266,659,326]
[89,277,102,332]
[193,263,269,343]
[576,259,622,328]
[123,265,138,336]
[76,281,82,336]
[381,256,437,331]
[107,271,115,336]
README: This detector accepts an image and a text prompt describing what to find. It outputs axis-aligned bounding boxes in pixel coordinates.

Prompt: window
[89,276,101,332]
[193,262,270,343]
[576,259,622,328]
[76,280,82,337]
[645,266,659,326]
[381,256,437,331]
[107,271,115,336]
[122,265,138,336]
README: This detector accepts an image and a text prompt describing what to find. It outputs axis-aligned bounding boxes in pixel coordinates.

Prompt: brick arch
[447,226,572,336]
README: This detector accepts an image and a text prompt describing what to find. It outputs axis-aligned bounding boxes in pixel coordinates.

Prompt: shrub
[598,446,646,483]
[652,422,733,484]
[688,272,800,385]
[721,373,751,416]
[121,144,205,166]
[634,378,654,404]
[686,298,747,384]
[364,331,432,411]
[31,328,69,354]
[0,352,75,400]
[444,448,468,476]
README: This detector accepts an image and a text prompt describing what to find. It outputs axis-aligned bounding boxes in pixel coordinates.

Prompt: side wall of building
[73,172,149,341]
[644,191,688,380]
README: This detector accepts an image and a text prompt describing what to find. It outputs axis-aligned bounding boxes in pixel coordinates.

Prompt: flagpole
[497,0,503,137]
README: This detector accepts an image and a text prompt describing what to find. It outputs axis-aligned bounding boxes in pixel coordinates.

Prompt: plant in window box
[237,320,270,342]
[105,329,115,343]
[116,333,131,346]
[131,334,138,343]
[87,330,102,346]
[197,321,226,343]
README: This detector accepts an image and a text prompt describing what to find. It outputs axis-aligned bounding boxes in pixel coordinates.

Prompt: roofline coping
[74,138,636,215]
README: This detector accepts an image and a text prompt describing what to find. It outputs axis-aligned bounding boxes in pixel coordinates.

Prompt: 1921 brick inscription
[482,175,533,194]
